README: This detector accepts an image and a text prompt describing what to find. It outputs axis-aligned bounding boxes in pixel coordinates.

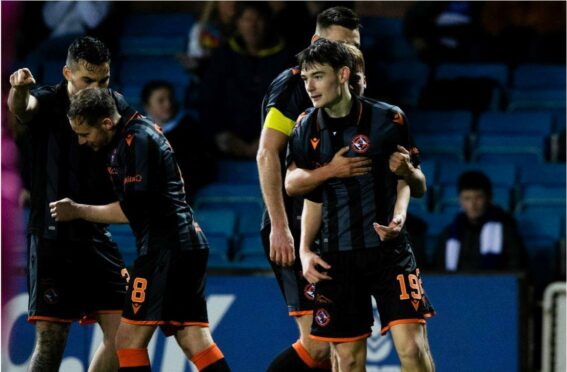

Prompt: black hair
[316,6,360,31]
[458,170,493,198]
[141,80,175,106]
[297,39,354,73]
[68,88,117,127]
[66,36,111,69]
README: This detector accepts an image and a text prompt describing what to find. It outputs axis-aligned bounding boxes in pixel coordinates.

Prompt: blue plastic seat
[413,134,466,162]
[119,36,186,56]
[472,135,545,164]
[407,110,473,135]
[234,235,270,269]
[515,186,566,214]
[518,163,566,188]
[216,160,259,184]
[121,13,195,36]
[512,64,566,90]
[435,63,509,86]
[118,56,191,87]
[477,111,554,136]
[437,162,517,189]
[507,89,566,111]
[516,210,563,291]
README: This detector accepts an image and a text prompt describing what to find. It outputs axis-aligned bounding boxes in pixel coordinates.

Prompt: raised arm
[8,68,39,123]
[50,198,128,224]
[285,146,372,197]
[257,127,295,266]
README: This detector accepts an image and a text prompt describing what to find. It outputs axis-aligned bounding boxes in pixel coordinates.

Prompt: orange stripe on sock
[292,340,319,368]
[191,343,224,371]
[117,348,150,368]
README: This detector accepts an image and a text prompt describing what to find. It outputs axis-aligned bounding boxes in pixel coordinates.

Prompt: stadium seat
[121,13,195,37]
[409,211,454,262]
[216,160,259,184]
[413,134,467,162]
[518,163,566,188]
[373,35,419,62]
[434,63,509,86]
[515,186,566,214]
[512,64,566,90]
[437,162,518,189]
[407,110,473,135]
[516,211,563,292]
[477,111,554,137]
[234,235,270,270]
[118,56,192,88]
[472,135,546,165]
[119,36,186,56]
[507,89,566,111]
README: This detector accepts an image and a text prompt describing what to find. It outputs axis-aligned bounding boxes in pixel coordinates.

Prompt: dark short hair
[316,6,360,31]
[66,36,111,69]
[458,170,493,198]
[68,88,117,127]
[297,39,354,73]
[141,80,175,106]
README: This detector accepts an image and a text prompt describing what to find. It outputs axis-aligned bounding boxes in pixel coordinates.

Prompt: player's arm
[7,68,39,123]
[257,109,295,266]
[50,198,128,224]
[299,199,331,284]
[389,145,426,197]
[285,146,372,197]
[373,179,411,241]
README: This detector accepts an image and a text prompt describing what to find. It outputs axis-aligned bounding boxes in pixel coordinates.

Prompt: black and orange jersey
[107,114,208,256]
[24,81,132,241]
[288,96,420,252]
[260,66,312,230]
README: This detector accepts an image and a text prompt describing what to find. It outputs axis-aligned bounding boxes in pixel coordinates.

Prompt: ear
[311,34,320,44]
[101,117,115,130]
[63,65,72,82]
[338,66,351,84]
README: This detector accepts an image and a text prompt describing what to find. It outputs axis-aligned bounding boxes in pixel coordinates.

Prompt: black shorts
[261,224,315,316]
[27,234,128,324]
[122,248,209,336]
[310,237,435,342]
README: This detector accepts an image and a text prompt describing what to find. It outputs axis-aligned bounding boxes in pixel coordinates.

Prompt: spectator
[199,2,294,159]
[434,171,527,272]
[141,80,215,202]
[179,1,236,75]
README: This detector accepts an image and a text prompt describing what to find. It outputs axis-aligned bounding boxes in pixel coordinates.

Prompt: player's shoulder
[291,107,316,136]
[361,96,407,126]
[266,66,303,97]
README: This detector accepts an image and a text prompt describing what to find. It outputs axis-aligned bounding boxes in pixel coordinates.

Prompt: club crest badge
[351,134,370,154]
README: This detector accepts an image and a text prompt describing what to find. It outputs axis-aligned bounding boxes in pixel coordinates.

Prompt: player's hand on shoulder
[9,68,36,90]
[49,198,79,222]
[329,146,372,178]
[300,249,331,284]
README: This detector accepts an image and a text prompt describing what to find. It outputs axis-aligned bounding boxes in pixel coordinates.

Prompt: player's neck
[324,88,352,119]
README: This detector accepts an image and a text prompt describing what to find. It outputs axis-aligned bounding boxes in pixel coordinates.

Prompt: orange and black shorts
[27,234,128,324]
[121,248,209,336]
[310,237,435,342]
